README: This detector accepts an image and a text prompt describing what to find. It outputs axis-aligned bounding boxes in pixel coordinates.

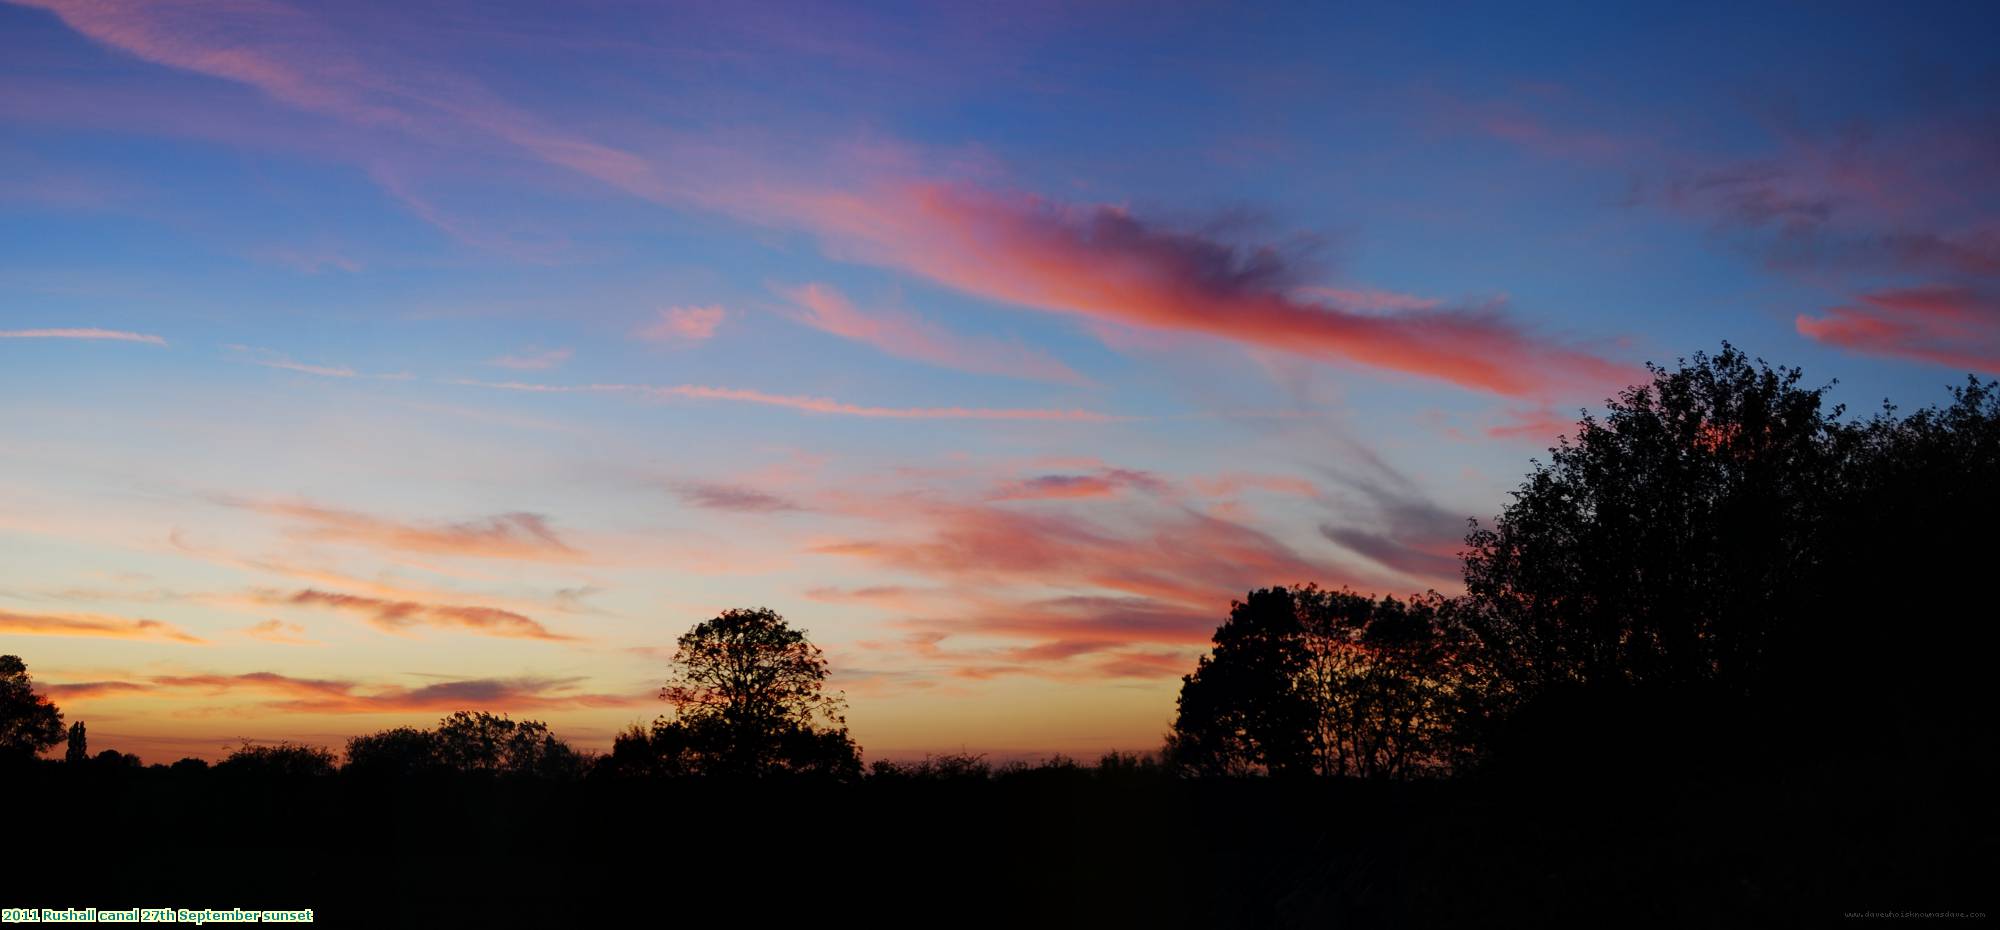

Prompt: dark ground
[10,749,1991,928]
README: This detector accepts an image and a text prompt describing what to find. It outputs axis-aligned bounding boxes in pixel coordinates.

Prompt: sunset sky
[3,0,1996,762]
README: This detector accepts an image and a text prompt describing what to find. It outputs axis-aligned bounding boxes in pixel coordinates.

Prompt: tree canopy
[345,712,589,779]
[216,741,338,777]
[0,654,65,762]
[1167,586,1477,778]
[616,607,860,778]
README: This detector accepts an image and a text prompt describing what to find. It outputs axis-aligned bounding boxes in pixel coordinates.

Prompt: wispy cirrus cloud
[450,378,1119,421]
[0,327,166,345]
[8,0,1625,401]
[265,588,574,641]
[222,497,584,562]
[5,0,678,205]
[0,607,204,643]
[672,482,806,513]
[780,282,1087,385]
[1317,449,1472,589]
[223,344,408,380]
[1484,406,1579,443]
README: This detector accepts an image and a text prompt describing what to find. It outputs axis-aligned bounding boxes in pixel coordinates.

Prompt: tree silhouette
[1461,344,1849,696]
[0,655,65,763]
[344,725,443,777]
[216,741,337,776]
[65,721,87,764]
[1451,347,1999,770]
[346,714,588,778]
[626,607,860,777]
[433,711,587,778]
[1167,586,1474,778]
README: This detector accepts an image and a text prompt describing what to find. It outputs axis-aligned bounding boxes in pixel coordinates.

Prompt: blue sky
[2,0,1995,760]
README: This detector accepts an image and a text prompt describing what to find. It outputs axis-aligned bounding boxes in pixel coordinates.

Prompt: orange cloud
[768,181,1629,396]
[269,589,574,641]
[43,671,644,714]
[0,327,166,345]
[452,379,1118,421]
[229,498,583,561]
[638,305,726,342]
[239,619,319,646]
[39,680,152,701]
[0,608,205,643]
[780,282,1087,385]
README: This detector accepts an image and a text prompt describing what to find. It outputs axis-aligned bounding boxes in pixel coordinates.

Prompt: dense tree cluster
[1167,587,1484,778]
[1172,345,2000,778]
[345,711,590,778]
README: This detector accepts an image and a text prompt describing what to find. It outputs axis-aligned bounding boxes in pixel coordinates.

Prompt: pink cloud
[1292,286,1445,313]
[638,305,725,342]
[452,378,1118,421]
[1795,286,2000,374]
[1185,473,1321,499]
[814,501,1359,611]
[765,181,1629,396]
[1485,406,1578,442]
[227,497,584,561]
[270,588,575,641]
[0,327,165,345]
[487,346,573,370]
[988,468,1167,501]
[780,282,1087,385]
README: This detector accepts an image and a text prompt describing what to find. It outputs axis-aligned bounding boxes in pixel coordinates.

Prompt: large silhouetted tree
[1167,586,1476,778]
[623,607,860,778]
[0,655,65,763]
[1461,344,1850,696]
[1457,347,1998,766]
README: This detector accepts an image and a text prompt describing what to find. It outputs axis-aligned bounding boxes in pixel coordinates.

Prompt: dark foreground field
[12,749,1990,928]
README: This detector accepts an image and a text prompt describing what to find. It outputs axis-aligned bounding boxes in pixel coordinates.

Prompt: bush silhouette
[216,741,337,776]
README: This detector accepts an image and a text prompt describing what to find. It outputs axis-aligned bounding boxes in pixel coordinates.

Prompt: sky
[2,0,1997,763]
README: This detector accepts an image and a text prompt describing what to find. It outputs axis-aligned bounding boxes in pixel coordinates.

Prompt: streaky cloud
[450,378,1120,421]
[780,282,1088,385]
[0,607,205,643]
[0,327,166,345]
